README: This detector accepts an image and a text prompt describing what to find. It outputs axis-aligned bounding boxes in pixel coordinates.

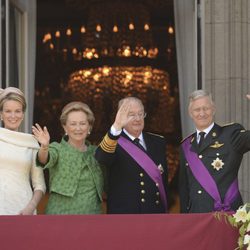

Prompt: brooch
[158,164,164,174]
[211,157,224,171]
[210,141,224,148]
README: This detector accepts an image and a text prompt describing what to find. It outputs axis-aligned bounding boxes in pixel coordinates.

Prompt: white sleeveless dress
[0,127,46,215]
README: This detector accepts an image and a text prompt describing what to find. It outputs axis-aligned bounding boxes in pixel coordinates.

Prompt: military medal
[157,164,164,174]
[211,157,224,171]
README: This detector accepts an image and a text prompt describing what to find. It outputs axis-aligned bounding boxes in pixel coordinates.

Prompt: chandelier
[67,66,176,134]
[42,2,174,63]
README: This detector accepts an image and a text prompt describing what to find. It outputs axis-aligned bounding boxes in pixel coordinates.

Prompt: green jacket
[37,137,104,201]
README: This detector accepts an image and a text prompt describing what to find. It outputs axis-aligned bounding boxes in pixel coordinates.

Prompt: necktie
[198,131,206,148]
[133,138,145,151]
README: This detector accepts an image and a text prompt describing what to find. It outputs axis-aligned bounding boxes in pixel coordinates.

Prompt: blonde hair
[60,101,95,129]
[0,87,26,112]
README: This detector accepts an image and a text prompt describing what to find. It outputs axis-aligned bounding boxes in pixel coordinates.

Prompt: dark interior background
[35,0,181,209]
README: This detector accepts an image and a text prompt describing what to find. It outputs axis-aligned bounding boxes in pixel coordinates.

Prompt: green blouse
[37,137,104,214]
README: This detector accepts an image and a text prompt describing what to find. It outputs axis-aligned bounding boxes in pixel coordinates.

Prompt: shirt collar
[123,129,143,142]
[196,122,214,136]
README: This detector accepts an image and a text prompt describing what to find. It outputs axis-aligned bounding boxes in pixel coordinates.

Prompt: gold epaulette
[220,122,245,132]
[180,133,194,144]
[221,122,235,127]
[146,132,164,138]
[99,133,117,153]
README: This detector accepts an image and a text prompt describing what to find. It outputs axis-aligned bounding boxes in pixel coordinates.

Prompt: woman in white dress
[0,87,46,215]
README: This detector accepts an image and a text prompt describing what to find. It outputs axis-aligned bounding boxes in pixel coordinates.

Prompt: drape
[174,0,197,137]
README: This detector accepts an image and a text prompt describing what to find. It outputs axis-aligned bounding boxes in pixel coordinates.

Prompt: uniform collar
[196,122,214,137]
[123,129,146,149]
[123,129,143,141]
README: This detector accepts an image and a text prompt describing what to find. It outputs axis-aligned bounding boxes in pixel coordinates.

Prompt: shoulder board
[146,132,164,138]
[180,133,194,144]
[221,122,235,127]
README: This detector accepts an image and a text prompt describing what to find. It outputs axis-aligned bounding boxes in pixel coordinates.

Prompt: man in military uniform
[179,89,250,213]
[95,97,168,214]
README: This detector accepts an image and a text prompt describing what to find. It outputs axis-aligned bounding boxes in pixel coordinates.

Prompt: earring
[88,131,91,135]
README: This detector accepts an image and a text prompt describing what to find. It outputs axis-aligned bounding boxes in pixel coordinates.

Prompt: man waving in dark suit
[95,97,168,214]
[179,89,250,213]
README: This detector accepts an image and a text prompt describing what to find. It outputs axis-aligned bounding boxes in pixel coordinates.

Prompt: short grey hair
[189,89,214,107]
[118,96,144,110]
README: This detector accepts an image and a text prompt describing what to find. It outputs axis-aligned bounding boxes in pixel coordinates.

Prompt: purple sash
[182,136,239,211]
[118,136,168,210]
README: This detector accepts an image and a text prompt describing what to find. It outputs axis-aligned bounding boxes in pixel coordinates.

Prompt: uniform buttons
[140,173,144,177]
[156,192,160,196]
[155,183,159,187]
[197,190,202,194]
[199,155,203,159]
[155,200,160,205]
[140,181,145,186]
[141,190,145,194]
[141,198,145,203]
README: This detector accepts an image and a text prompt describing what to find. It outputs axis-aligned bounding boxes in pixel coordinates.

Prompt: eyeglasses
[128,112,147,120]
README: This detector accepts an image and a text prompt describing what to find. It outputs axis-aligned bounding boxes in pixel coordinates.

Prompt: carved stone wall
[204,0,250,201]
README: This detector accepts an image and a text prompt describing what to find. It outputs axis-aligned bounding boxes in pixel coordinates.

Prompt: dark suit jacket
[95,131,168,214]
[179,123,250,213]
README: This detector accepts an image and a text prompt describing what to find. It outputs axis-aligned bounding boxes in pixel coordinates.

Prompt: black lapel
[143,132,153,155]
[190,133,198,152]
[198,124,222,152]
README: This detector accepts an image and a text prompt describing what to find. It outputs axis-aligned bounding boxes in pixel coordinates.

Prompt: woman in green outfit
[32,102,104,214]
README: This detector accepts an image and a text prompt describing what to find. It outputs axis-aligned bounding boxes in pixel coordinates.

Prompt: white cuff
[110,125,122,136]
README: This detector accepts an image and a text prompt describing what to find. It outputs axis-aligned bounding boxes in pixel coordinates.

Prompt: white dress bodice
[0,127,46,215]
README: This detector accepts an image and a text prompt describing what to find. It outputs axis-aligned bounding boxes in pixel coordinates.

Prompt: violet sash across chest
[182,136,239,211]
[118,136,167,210]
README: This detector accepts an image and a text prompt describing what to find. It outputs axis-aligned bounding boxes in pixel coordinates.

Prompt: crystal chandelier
[67,66,176,134]
[41,2,174,62]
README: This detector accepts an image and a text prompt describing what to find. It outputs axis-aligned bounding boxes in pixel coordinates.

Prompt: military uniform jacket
[95,131,168,214]
[179,123,250,213]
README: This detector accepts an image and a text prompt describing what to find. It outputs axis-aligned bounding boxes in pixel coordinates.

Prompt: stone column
[204,0,250,202]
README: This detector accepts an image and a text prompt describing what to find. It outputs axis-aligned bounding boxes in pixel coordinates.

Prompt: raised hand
[32,123,50,147]
[247,94,250,100]
[113,99,133,130]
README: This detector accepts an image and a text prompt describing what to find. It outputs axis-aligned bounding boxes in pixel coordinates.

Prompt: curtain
[24,0,36,132]
[174,0,197,137]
